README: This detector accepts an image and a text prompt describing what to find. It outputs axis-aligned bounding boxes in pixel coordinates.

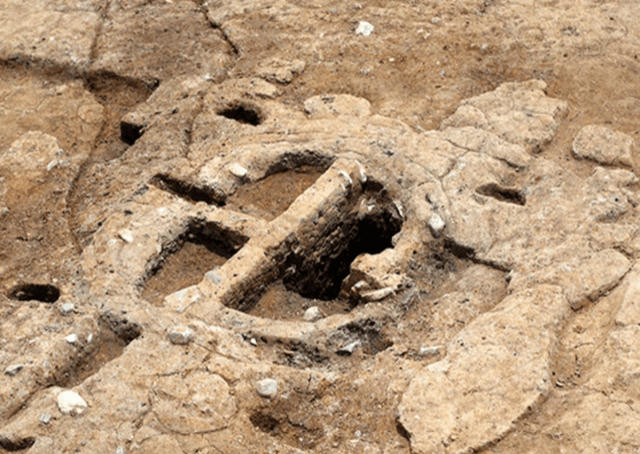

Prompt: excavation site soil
[1,1,640,453]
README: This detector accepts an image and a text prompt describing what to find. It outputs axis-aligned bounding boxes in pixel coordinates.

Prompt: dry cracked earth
[1,0,640,453]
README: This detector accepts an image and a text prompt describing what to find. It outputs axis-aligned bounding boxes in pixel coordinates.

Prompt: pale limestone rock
[442,80,568,152]
[4,364,24,377]
[355,21,374,36]
[168,326,194,345]
[57,390,88,415]
[303,306,323,322]
[428,213,445,237]
[399,285,568,454]
[255,378,279,398]
[572,125,634,168]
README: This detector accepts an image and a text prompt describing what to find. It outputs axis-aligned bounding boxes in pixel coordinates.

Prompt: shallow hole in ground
[150,173,223,205]
[8,284,60,303]
[52,312,141,388]
[225,166,326,221]
[249,403,324,450]
[476,183,526,206]
[142,221,248,306]
[248,280,351,321]
[0,435,35,452]
[217,102,263,126]
[84,71,157,161]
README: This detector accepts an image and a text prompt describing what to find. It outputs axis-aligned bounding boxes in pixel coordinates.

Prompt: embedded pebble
[337,340,362,355]
[118,229,134,243]
[39,413,52,425]
[256,378,279,398]
[303,306,323,322]
[57,390,88,415]
[65,334,79,344]
[428,213,446,237]
[361,287,394,302]
[229,163,248,178]
[60,302,76,316]
[250,338,258,346]
[4,364,24,376]
[418,345,443,357]
[168,326,194,345]
[355,21,374,36]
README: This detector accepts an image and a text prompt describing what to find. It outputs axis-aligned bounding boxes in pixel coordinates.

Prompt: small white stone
[65,334,78,344]
[418,345,443,357]
[168,326,194,345]
[337,340,361,355]
[431,16,442,24]
[256,378,279,398]
[39,413,52,425]
[428,214,445,237]
[250,338,257,346]
[355,21,374,36]
[118,229,134,243]
[57,390,88,415]
[4,364,24,376]
[60,302,75,315]
[303,306,323,322]
[361,287,394,302]
[229,163,248,178]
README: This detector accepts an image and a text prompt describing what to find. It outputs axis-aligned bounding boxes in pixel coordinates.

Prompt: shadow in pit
[0,435,35,452]
[142,220,248,306]
[55,312,142,388]
[240,179,403,319]
[8,284,60,304]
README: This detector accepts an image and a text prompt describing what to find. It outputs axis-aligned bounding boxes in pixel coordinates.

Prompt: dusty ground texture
[1,0,640,453]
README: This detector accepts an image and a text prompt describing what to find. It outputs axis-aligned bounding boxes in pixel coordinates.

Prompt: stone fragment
[57,390,88,415]
[355,21,374,36]
[256,378,279,398]
[303,306,323,322]
[361,287,395,302]
[4,364,24,376]
[60,303,75,316]
[168,326,194,345]
[418,346,443,358]
[229,163,248,178]
[428,213,445,237]
[118,229,134,243]
[65,334,78,344]
[337,340,362,355]
[39,413,52,425]
[572,125,634,168]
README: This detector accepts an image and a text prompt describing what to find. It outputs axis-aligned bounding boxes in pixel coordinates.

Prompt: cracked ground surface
[2,0,640,453]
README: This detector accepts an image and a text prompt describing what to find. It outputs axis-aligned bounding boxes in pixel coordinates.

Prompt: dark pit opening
[476,183,526,206]
[218,103,262,126]
[9,284,60,303]
[120,121,144,146]
[282,182,403,301]
[249,405,323,450]
[150,173,223,205]
[0,435,35,452]
[142,221,248,306]
[226,166,326,221]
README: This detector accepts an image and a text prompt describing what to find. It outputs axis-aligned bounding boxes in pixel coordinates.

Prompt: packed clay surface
[1,1,640,453]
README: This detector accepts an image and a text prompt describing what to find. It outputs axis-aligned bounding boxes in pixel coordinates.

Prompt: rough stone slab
[572,124,634,168]
[399,285,568,454]
[509,249,631,310]
[0,4,99,70]
[441,80,568,152]
[91,2,233,84]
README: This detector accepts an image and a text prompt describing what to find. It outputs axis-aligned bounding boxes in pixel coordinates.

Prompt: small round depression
[218,103,263,126]
[9,284,60,303]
